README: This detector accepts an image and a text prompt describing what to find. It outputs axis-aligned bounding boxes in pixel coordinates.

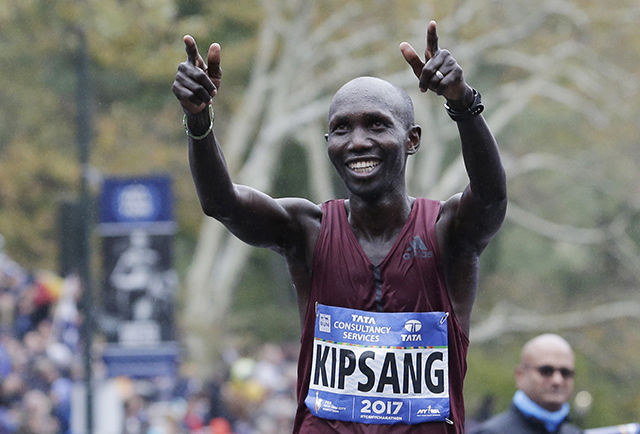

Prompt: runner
[172,18,507,433]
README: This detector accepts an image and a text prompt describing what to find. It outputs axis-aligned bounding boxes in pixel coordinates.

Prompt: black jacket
[469,404,582,434]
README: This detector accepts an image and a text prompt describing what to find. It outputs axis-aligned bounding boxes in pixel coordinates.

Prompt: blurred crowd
[115,342,299,434]
[0,236,299,434]
[0,235,77,433]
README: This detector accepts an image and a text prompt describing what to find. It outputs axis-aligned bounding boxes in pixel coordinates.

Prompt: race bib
[305,303,450,425]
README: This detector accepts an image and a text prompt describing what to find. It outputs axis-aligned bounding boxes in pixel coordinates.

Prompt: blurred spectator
[470,333,581,434]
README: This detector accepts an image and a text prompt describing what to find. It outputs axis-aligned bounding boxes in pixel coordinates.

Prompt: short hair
[329,76,416,130]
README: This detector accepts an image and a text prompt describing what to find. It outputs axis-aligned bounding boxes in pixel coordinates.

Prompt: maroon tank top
[293,198,469,433]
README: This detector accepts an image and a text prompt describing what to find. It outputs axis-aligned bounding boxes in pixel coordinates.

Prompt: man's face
[515,338,575,412]
[326,78,416,200]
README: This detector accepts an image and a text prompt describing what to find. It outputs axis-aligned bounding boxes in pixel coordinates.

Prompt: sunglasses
[531,365,575,379]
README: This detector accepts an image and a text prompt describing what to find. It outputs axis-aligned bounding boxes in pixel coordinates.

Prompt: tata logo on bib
[402,320,423,342]
[404,320,422,333]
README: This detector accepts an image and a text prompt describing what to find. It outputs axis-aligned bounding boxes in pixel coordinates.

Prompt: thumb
[207,43,222,94]
[399,42,424,79]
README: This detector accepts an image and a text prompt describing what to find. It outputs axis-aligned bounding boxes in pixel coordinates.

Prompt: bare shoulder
[276,197,323,225]
[435,193,462,247]
[438,193,462,220]
[437,187,504,257]
[274,197,323,260]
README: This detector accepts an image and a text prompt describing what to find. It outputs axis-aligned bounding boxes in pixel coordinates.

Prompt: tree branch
[471,298,640,343]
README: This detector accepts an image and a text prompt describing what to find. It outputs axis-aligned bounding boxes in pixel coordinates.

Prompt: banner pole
[75,25,94,434]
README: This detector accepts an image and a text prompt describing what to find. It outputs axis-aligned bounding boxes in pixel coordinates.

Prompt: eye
[331,123,349,135]
[370,120,387,131]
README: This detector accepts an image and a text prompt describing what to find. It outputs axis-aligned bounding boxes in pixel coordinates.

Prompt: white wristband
[183,104,214,140]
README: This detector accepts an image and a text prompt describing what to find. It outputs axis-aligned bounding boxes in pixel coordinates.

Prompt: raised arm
[172,36,318,253]
[400,21,507,332]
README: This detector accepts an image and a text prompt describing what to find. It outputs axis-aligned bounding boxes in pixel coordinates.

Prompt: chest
[357,235,398,266]
[315,231,443,312]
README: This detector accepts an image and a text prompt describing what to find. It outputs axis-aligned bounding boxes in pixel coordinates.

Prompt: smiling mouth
[348,160,380,174]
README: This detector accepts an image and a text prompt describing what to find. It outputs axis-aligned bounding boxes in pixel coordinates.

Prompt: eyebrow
[328,114,349,129]
[329,110,394,128]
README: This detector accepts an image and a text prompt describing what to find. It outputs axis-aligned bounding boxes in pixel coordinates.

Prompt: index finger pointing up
[183,35,201,65]
[425,20,439,60]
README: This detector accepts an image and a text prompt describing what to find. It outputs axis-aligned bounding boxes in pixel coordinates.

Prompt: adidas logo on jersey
[402,236,433,260]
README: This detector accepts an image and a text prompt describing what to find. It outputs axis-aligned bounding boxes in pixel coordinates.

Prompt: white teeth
[348,160,379,173]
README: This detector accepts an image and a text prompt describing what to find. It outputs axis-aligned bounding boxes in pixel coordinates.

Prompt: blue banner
[102,344,180,378]
[99,174,178,378]
[99,175,173,225]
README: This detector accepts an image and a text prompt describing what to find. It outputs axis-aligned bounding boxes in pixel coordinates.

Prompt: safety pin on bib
[440,312,449,325]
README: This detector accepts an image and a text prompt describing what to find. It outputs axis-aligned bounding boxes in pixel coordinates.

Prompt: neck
[347,191,413,240]
[512,390,570,432]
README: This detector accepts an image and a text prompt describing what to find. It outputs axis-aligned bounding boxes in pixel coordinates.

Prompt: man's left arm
[401,19,507,252]
[401,20,507,331]
[447,95,507,250]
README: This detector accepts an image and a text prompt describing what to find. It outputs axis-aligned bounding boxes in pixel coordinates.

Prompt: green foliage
[0,0,260,269]
[273,140,311,198]
[465,341,520,421]
[231,247,299,347]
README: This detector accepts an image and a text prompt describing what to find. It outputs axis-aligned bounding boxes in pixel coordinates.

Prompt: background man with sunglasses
[470,334,581,433]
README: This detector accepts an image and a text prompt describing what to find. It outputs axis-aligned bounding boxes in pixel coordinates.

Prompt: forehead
[523,340,575,368]
[329,78,406,122]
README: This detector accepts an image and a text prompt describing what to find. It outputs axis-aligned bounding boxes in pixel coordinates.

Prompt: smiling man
[470,334,581,434]
[172,19,506,434]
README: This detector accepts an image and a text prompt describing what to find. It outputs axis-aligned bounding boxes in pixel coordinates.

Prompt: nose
[550,370,566,384]
[348,127,372,152]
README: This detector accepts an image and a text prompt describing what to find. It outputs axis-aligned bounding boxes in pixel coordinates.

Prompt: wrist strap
[183,104,214,140]
[444,88,484,121]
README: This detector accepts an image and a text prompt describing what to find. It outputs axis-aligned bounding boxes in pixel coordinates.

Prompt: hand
[400,20,471,105]
[172,35,222,114]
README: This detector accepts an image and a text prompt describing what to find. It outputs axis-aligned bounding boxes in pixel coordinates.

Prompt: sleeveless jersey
[293,198,469,433]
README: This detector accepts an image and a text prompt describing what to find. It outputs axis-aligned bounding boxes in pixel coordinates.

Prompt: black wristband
[444,88,484,122]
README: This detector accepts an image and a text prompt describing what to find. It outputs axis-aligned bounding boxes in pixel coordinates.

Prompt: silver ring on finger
[435,70,444,80]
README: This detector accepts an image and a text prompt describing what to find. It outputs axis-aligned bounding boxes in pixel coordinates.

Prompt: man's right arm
[173,36,319,254]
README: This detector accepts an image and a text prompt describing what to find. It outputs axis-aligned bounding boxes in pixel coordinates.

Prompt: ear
[514,365,525,388]
[406,125,421,155]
